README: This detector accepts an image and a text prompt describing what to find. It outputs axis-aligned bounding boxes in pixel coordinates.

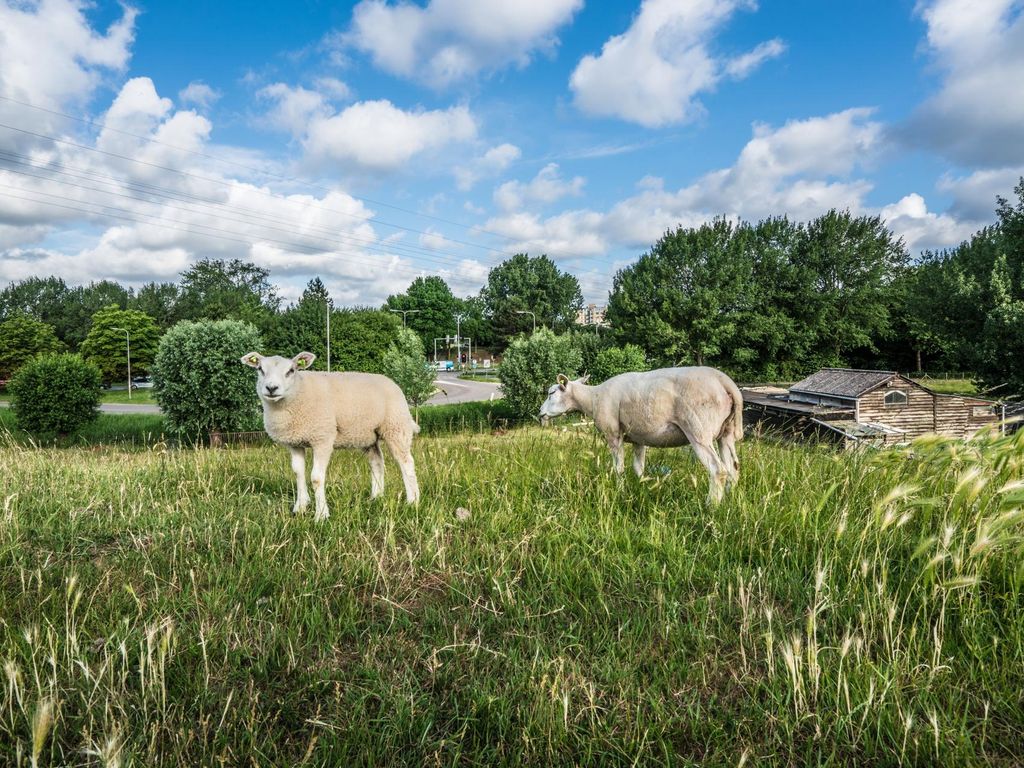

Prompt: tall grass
[0,425,1021,765]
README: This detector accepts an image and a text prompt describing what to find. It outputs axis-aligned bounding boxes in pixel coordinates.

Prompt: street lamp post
[112,326,131,400]
[515,310,536,334]
[326,300,331,372]
[389,308,421,327]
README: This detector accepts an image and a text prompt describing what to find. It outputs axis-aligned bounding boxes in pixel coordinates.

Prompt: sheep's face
[241,351,316,403]
[539,374,583,419]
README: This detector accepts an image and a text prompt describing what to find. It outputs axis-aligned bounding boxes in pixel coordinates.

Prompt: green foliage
[481,253,583,345]
[131,281,182,330]
[328,308,401,374]
[263,278,332,369]
[384,276,464,352]
[176,259,280,325]
[569,328,611,376]
[0,277,129,349]
[498,328,581,418]
[9,353,101,436]
[608,213,907,378]
[382,328,437,408]
[79,305,162,383]
[152,320,263,438]
[589,344,649,383]
[0,313,63,379]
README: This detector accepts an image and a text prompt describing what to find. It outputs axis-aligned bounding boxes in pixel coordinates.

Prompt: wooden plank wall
[858,377,998,441]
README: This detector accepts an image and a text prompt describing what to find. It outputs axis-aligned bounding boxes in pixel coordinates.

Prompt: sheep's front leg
[310,444,333,521]
[289,447,309,514]
[606,433,625,475]
[632,444,647,478]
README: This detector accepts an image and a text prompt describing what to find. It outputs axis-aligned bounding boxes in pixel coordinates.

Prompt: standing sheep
[241,351,420,519]
[539,367,743,504]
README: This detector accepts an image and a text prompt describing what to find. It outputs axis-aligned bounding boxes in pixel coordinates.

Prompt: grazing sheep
[241,351,420,519]
[539,367,743,504]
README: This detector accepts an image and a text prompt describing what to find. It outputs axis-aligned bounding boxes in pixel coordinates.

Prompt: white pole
[113,327,131,399]
[326,301,331,372]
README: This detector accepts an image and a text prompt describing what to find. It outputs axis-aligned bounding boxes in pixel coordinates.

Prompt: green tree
[328,309,402,374]
[132,282,181,330]
[499,328,582,418]
[607,219,751,367]
[176,259,280,324]
[152,320,263,438]
[263,278,332,369]
[383,276,461,352]
[481,254,583,345]
[0,313,64,379]
[382,328,437,410]
[589,344,649,384]
[80,305,162,383]
[791,210,908,366]
[10,354,102,437]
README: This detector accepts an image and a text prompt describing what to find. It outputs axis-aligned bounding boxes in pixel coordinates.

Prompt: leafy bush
[589,344,649,383]
[498,328,581,418]
[382,328,437,408]
[10,353,102,436]
[153,320,263,438]
[570,329,611,377]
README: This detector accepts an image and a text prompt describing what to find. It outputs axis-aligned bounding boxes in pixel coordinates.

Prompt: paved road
[426,373,502,405]
[0,373,501,415]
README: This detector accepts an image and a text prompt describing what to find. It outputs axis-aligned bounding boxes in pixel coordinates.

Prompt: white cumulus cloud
[569,0,785,127]
[493,163,585,212]
[345,0,582,87]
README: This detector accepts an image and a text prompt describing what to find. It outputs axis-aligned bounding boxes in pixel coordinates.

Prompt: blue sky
[1,0,1022,305]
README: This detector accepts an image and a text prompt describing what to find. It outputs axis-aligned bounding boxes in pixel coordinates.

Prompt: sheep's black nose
[265,385,278,395]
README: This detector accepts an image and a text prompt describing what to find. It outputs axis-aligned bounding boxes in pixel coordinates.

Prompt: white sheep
[241,351,420,519]
[539,367,743,504]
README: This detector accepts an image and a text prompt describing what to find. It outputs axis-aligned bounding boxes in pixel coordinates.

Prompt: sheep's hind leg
[681,428,725,505]
[310,444,333,521]
[718,433,739,490]
[366,443,385,499]
[384,434,420,506]
[289,447,309,514]
[632,444,647,478]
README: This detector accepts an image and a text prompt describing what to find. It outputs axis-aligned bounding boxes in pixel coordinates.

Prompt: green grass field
[0,421,1022,766]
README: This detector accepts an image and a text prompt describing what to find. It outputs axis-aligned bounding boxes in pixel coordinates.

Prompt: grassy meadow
[0,420,1022,766]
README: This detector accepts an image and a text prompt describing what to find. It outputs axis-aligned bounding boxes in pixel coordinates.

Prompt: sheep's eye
[287,368,295,376]
[257,366,264,374]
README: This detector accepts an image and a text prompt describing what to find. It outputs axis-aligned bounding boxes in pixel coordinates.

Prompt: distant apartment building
[577,303,607,326]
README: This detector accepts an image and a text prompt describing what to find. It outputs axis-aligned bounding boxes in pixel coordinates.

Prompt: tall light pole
[515,310,536,335]
[389,308,421,327]
[325,299,331,372]
[112,326,131,400]
[455,312,465,368]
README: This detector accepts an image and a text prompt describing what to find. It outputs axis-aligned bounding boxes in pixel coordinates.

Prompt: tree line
[1,179,1021,396]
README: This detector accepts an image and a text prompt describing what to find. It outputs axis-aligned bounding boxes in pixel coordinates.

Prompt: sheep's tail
[412,419,421,435]
[720,372,744,442]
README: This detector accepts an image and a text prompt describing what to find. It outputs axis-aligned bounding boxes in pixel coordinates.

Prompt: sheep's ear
[578,374,590,385]
[556,373,569,390]
[293,351,316,370]
[241,352,262,368]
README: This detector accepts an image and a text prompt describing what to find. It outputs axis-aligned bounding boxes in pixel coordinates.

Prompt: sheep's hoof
[314,509,330,522]
[292,503,308,515]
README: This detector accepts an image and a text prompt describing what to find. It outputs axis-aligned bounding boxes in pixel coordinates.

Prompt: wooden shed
[743,368,999,447]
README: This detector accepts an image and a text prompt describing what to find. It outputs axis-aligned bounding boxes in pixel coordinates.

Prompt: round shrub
[498,328,582,419]
[10,353,102,436]
[589,344,649,384]
[153,320,263,439]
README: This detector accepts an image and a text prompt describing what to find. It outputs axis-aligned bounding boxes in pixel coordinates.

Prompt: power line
[0,152,487,271]
[0,184,480,285]
[0,105,519,256]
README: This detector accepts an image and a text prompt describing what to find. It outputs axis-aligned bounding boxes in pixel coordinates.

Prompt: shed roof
[790,368,898,399]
